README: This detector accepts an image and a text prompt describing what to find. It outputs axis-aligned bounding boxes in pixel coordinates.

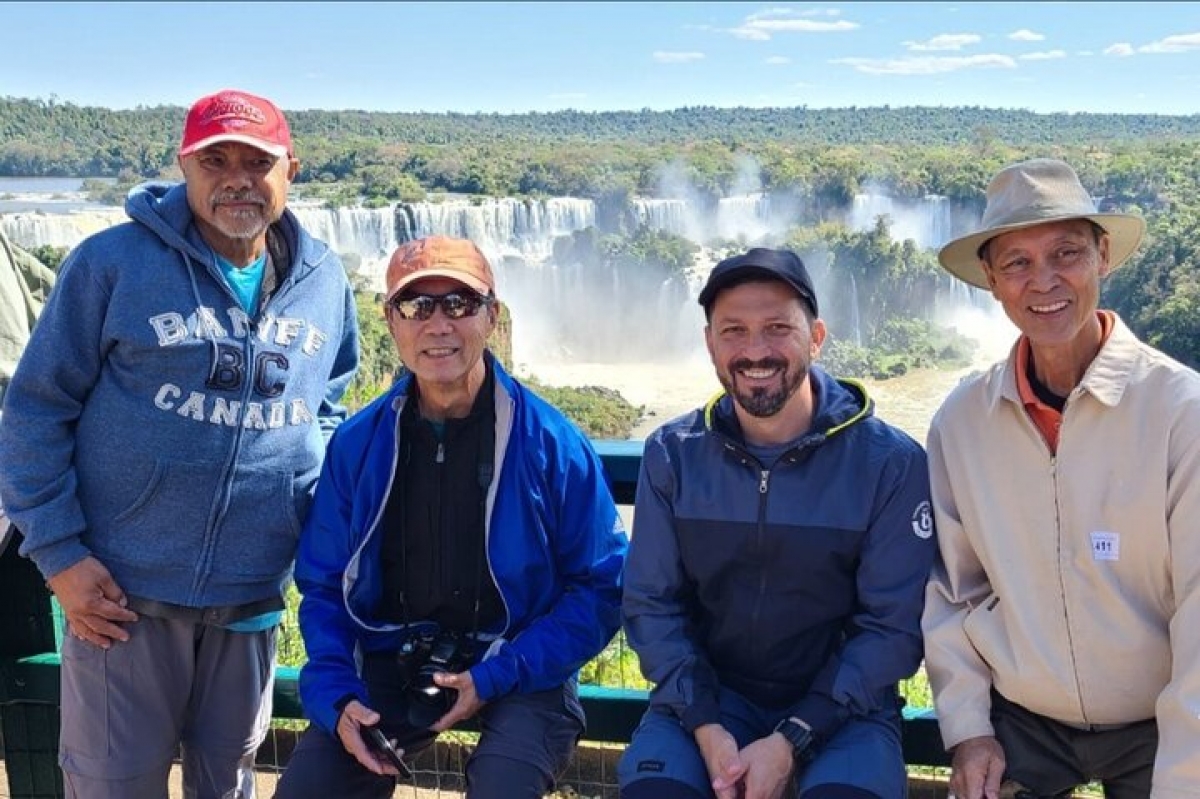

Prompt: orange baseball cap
[385,236,496,300]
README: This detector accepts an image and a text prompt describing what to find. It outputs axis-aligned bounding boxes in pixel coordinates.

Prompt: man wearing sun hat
[274,235,627,798]
[0,89,360,798]
[922,158,1200,798]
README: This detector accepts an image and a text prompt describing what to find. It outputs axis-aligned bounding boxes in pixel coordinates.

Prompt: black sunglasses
[388,290,494,321]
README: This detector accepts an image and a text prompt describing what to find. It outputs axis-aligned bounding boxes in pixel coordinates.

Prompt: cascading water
[0,185,1002,376]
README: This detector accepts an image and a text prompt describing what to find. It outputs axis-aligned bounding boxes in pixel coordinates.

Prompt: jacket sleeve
[470,429,628,702]
[0,246,104,579]
[789,438,937,746]
[920,416,998,749]
[295,428,371,735]
[315,279,359,441]
[1152,396,1200,795]
[621,432,722,732]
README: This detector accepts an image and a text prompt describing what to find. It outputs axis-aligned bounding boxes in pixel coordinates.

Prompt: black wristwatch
[773,716,817,763]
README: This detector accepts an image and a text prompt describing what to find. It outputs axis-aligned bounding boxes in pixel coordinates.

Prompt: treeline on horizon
[4,95,1200,374]
[3,95,1200,205]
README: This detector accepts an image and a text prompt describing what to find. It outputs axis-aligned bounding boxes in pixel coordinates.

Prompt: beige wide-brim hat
[938,158,1147,289]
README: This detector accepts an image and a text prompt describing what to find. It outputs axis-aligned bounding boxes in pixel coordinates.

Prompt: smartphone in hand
[363,725,413,780]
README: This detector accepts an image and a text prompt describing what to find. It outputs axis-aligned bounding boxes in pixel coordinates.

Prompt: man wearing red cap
[275,236,627,799]
[0,89,360,798]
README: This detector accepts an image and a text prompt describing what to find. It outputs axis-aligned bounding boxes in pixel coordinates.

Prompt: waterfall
[0,208,127,249]
[398,197,594,260]
[630,194,785,245]
[627,198,690,237]
[291,204,401,272]
[847,193,965,250]
[0,182,1007,368]
[848,273,863,346]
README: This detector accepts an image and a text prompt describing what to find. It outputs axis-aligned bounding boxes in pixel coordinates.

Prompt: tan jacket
[923,317,1200,798]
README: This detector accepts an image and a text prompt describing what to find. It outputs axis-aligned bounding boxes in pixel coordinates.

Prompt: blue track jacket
[0,182,359,606]
[295,356,629,735]
[623,367,935,745]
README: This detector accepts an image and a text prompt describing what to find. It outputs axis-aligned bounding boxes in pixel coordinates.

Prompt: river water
[525,306,1016,445]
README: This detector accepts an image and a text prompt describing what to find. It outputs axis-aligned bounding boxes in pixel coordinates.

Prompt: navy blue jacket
[623,367,935,745]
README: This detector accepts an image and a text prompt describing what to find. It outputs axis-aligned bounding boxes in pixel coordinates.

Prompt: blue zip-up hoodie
[295,356,629,735]
[623,367,935,745]
[0,182,360,606]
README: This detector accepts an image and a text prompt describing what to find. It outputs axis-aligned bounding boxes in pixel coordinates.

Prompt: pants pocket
[60,634,112,761]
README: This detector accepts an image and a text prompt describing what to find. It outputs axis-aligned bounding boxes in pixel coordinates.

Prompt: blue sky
[4,2,1200,115]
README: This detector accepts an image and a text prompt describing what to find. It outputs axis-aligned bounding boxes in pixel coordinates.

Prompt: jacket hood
[124,181,332,277]
[707,365,874,443]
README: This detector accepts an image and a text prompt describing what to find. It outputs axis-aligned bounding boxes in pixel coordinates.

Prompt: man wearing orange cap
[923,159,1200,798]
[0,89,360,798]
[275,236,627,798]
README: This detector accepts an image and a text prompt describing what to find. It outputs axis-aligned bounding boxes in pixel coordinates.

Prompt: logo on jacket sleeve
[911,500,933,539]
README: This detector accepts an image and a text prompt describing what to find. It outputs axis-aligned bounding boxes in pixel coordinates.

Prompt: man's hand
[47,556,137,648]
[695,723,748,799]
[336,700,403,776]
[429,669,486,732]
[949,735,1005,799]
[733,732,796,799]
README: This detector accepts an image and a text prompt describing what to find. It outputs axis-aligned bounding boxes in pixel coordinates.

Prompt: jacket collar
[991,313,1139,412]
[705,365,873,444]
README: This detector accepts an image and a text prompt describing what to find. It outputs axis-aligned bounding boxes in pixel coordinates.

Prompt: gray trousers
[59,614,276,799]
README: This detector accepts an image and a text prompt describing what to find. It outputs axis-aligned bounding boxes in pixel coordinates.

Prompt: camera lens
[406,672,456,729]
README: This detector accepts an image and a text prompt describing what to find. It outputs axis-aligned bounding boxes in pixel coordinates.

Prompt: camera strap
[467,366,497,649]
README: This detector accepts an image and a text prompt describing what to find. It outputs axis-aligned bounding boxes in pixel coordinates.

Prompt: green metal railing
[0,440,947,799]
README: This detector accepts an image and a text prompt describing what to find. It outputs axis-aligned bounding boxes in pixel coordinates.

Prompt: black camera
[400,631,479,730]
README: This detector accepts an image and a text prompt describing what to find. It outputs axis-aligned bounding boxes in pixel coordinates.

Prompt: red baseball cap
[179,89,293,159]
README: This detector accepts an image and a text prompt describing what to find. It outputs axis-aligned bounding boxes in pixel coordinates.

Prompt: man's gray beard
[210,191,271,241]
[211,211,269,241]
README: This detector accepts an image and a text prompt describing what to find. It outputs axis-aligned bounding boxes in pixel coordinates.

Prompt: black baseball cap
[697,247,818,318]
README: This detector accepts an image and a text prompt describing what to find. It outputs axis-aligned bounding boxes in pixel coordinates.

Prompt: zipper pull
[436,442,445,464]
[759,470,769,494]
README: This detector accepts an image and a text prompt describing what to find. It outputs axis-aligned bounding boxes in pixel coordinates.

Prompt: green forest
[5,97,1200,405]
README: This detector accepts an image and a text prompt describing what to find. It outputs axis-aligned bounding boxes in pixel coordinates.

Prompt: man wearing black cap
[619,247,936,799]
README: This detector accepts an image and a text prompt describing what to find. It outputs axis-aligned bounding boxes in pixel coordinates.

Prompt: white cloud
[1018,49,1067,61]
[1008,29,1044,42]
[1140,32,1200,53]
[652,51,706,64]
[731,8,858,40]
[903,33,981,52]
[832,53,1017,75]
[765,55,792,65]
[1104,43,1136,57]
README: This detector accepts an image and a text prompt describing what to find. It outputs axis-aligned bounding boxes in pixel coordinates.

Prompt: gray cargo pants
[58,613,276,799]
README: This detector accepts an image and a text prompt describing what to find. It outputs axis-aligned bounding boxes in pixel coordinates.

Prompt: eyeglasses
[388,291,494,321]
